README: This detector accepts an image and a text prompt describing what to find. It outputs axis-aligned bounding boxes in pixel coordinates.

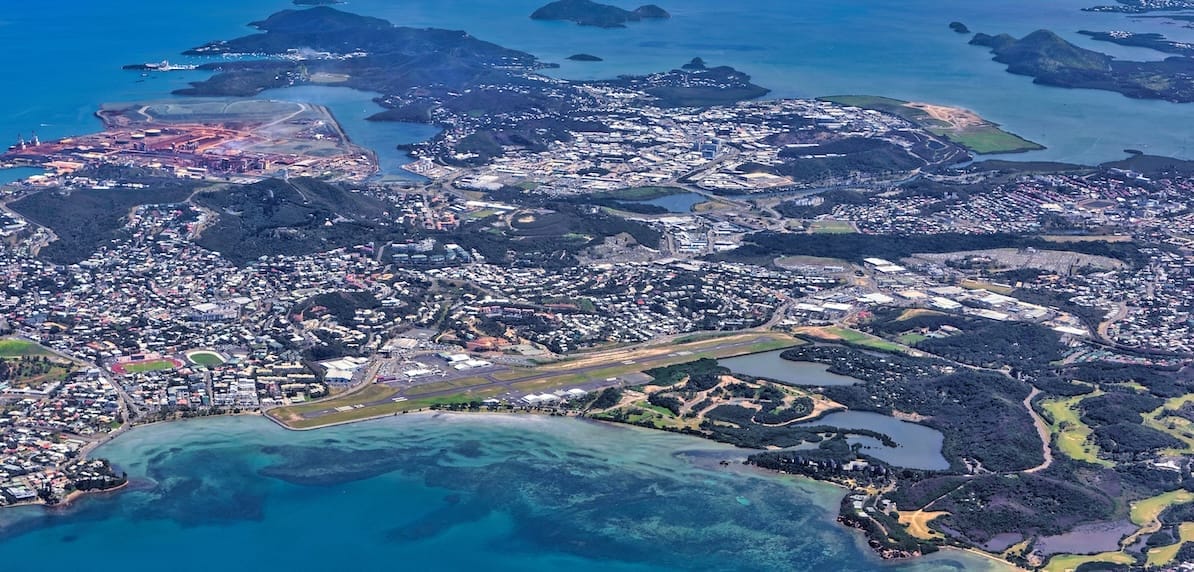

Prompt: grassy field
[897,333,928,345]
[1043,550,1134,572]
[691,200,722,213]
[121,359,179,374]
[187,351,225,367]
[820,95,924,116]
[1094,489,1194,557]
[1131,490,1194,528]
[894,308,946,321]
[0,338,77,386]
[1042,234,1132,243]
[464,208,501,220]
[1002,539,1032,560]
[595,186,685,201]
[1144,393,1194,456]
[402,376,494,397]
[959,278,1014,295]
[619,401,690,430]
[0,338,52,358]
[797,326,906,353]
[1040,391,1114,467]
[896,510,947,540]
[2,360,75,388]
[808,220,856,234]
[284,392,504,429]
[272,384,399,419]
[819,95,1043,154]
[945,128,1045,155]
[1147,521,1194,567]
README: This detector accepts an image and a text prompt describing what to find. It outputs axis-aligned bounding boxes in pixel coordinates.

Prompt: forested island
[531,0,670,28]
[166,7,770,166]
[968,29,1194,103]
[177,7,547,98]
[567,53,604,61]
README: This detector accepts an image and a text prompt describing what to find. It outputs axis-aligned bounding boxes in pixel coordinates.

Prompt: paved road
[1023,386,1054,474]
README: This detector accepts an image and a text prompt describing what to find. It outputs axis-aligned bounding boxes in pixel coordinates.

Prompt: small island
[949,21,969,34]
[293,0,343,5]
[567,53,604,62]
[531,0,670,28]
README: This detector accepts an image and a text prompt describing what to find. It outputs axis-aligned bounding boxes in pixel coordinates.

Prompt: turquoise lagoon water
[0,415,1005,571]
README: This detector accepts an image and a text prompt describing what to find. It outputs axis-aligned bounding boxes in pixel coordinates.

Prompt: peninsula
[819,95,1044,154]
[969,29,1194,103]
[1079,29,1194,57]
[1084,0,1194,13]
[530,0,670,28]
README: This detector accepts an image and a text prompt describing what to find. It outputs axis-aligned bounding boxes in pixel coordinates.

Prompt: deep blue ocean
[0,1,1187,568]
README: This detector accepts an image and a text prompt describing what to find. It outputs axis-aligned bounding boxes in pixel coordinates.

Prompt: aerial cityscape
[1,0,1194,571]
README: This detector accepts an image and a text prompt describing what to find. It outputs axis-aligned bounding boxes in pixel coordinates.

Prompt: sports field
[112,358,182,375]
[186,351,226,367]
[0,338,52,358]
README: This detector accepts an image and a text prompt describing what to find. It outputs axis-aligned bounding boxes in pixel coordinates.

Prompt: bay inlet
[0,415,1006,571]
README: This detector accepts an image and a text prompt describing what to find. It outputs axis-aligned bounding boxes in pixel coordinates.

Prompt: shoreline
[13,407,1024,569]
[2,479,130,512]
[187,408,1028,568]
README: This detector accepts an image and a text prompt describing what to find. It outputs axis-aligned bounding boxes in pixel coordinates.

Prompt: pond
[619,191,706,213]
[719,349,860,387]
[797,411,949,471]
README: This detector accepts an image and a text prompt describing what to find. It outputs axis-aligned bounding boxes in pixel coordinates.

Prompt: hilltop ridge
[969,28,1194,102]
